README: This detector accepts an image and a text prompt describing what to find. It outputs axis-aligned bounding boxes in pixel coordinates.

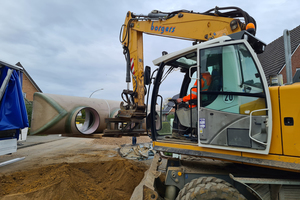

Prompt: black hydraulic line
[121,92,128,103]
[120,18,134,85]
[120,18,135,44]
[203,6,257,35]
[121,18,139,95]
[124,46,131,83]
[119,24,127,43]
[160,66,174,84]
[125,6,257,35]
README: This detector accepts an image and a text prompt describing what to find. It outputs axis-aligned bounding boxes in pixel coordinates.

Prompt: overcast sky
[0,0,299,101]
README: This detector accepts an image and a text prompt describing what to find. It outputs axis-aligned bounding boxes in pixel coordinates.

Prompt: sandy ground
[0,135,153,200]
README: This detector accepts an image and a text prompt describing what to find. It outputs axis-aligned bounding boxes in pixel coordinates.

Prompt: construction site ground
[0,135,153,200]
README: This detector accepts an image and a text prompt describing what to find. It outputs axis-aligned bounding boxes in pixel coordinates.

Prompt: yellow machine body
[153,83,300,172]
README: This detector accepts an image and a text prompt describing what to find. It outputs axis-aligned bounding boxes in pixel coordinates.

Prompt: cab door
[197,40,272,155]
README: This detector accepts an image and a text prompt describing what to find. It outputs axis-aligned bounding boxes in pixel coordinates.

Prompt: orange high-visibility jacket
[183,73,212,106]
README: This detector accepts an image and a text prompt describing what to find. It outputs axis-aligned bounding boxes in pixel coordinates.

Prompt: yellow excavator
[110,6,300,200]
[105,6,257,135]
[29,6,300,200]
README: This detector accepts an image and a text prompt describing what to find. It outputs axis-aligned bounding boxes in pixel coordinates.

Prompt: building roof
[257,25,300,83]
[15,62,42,93]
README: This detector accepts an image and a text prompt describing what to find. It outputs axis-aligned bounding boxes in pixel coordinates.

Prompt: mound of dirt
[0,159,147,200]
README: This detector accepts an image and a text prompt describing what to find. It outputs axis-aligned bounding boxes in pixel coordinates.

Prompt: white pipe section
[30,93,121,135]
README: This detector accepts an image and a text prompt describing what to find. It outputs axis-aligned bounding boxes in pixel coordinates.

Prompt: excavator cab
[149,32,272,155]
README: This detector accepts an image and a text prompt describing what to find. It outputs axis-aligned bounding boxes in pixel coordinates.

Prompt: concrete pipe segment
[30,93,121,135]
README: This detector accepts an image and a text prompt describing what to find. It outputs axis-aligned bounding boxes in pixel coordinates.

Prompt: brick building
[258,25,300,84]
[16,62,42,101]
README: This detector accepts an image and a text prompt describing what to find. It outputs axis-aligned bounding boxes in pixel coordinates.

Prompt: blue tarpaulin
[0,66,29,133]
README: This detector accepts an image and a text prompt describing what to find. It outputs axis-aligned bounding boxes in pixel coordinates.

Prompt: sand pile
[0,159,147,200]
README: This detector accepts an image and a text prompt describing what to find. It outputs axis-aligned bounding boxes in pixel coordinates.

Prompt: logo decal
[151,22,176,34]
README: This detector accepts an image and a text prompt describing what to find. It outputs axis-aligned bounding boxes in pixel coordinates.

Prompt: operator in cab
[173,72,212,139]
[176,72,212,107]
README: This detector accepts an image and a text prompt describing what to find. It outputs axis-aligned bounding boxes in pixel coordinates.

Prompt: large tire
[176,176,246,200]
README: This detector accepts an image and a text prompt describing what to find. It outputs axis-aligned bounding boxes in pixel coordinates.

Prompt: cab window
[199,44,266,115]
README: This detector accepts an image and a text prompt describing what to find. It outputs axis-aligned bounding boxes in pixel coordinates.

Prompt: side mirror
[144,66,151,85]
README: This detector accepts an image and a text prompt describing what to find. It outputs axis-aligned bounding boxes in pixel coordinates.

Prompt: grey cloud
[0,0,298,101]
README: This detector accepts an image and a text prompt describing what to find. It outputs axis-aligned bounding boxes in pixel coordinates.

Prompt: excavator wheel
[175,176,246,200]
